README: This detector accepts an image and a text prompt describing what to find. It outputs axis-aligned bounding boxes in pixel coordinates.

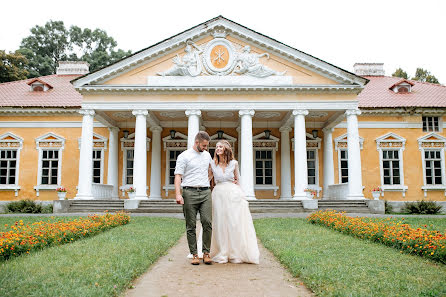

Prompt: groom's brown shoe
[191,254,200,265]
[203,253,212,265]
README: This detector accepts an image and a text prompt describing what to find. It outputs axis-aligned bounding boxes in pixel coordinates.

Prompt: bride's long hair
[213,140,234,166]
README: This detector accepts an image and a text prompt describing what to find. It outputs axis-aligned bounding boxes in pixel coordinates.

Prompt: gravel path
[125,228,313,297]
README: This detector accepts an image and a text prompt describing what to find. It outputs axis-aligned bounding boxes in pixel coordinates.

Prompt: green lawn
[0,216,184,297]
[255,218,446,297]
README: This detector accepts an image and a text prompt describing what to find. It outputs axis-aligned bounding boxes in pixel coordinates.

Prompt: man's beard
[197,146,206,152]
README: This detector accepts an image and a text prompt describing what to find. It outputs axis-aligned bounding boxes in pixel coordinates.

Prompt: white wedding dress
[209,160,260,264]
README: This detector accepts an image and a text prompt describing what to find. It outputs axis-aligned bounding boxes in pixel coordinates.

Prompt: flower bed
[308,210,446,264]
[0,212,130,261]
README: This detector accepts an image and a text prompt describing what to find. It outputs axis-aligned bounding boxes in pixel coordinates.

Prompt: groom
[174,131,213,265]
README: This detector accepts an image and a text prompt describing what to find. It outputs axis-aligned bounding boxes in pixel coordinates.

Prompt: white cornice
[0,108,79,116]
[81,101,359,111]
[76,84,363,95]
[0,121,106,128]
[72,17,367,87]
[360,108,446,115]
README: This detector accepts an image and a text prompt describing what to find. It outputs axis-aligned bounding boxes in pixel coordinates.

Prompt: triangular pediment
[334,133,364,150]
[418,133,446,143]
[73,16,367,90]
[376,132,406,143]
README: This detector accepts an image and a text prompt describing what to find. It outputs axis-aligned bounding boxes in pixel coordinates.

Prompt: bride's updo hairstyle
[214,140,234,166]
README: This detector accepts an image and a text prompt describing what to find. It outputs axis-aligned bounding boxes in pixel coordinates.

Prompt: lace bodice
[211,160,239,184]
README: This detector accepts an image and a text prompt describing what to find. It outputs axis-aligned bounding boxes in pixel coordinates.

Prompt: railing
[92,184,114,199]
[326,183,349,200]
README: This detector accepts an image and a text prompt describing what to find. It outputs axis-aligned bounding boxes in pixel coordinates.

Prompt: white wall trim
[418,132,446,197]
[0,132,23,196]
[336,121,423,129]
[0,121,106,128]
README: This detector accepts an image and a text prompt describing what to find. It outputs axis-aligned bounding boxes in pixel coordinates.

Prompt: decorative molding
[79,109,95,116]
[345,109,361,116]
[35,132,66,150]
[417,132,446,150]
[335,121,423,129]
[253,131,280,151]
[0,132,23,149]
[0,108,80,116]
[291,133,322,151]
[120,132,151,151]
[255,112,281,119]
[376,132,406,150]
[162,131,188,151]
[159,111,185,118]
[239,109,255,117]
[72,17,367,87]
[112,112,133,119]
[185,109,202,117]
[292,109,309,116]
[206,111,234,118]
[78,133,108,150]
[307,111,328,118]
[417,133,446,196]
[334,133,364,150]
[132,109,149,116]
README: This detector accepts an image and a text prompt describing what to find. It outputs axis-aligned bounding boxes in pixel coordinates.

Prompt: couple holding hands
[174,131,259,265]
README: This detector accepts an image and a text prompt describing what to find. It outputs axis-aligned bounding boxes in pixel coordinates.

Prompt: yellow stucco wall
[0,116,110,201]
[103,35,339,86]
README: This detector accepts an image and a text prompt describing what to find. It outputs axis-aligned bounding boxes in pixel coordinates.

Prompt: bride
[209,140,259,264]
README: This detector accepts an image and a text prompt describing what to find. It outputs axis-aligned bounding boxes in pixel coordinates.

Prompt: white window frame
[119,132,150,194]
[418,132,446,197]
[78,132,108,184]
[34,132,65,196]
[422,116,442,132]
[292,133,322,197]
[162,132,187,196]
[376,132,408,197]
[253,131,279,196]
[0,132,23,196]
[334,133,364,185]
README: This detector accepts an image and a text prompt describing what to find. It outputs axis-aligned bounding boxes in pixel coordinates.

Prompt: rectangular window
[382,150,401,185]
[425,150,442,185]
[0,150,17,185]
[307,150,316,185]
[169,150,184,185]
[340,149,349,183]
[92,150,102,183]
[422,116,439,132]
[255,150,273,185]
[126,149,134,185]
[41,150,59,185]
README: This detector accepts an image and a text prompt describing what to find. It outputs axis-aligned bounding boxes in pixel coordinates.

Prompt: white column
[293,109,309,200]
[132,109,149,200]
[149,126,162,200]
[322,127,335,199]
[236,126,242,163]
[239,110,256,200]
[185,110,201,149]
[346,109,365,199]
[75,109,95,200]
[279,126,292,199]
[107,127,119,199]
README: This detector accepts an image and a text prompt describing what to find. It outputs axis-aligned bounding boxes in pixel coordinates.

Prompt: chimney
[353,63,385,76]
[56,61,90,75]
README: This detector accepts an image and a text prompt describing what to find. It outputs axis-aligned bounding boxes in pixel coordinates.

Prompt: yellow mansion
[0,16,445,211]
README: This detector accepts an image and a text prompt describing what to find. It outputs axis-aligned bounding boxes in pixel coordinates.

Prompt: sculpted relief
[157,37,286,78]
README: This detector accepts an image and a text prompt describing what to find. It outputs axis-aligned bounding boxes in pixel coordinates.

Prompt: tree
[412,68,439,84]
[19,20,131,77]
[0,50,29,83]
[392,68,408,79]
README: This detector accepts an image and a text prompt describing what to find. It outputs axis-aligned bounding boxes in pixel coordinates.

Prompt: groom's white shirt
[174,148,212,187]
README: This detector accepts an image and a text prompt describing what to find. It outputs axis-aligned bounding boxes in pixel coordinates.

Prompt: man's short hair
[195,131,210,142]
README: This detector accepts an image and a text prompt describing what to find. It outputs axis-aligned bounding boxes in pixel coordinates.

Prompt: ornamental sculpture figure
[157,41,203,77]
[235,46,285,77]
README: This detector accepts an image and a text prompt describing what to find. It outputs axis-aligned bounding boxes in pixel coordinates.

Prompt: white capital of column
[107,127,119,199]
[133,109,148,199]
[75,109,95,200]
[186,110,201,149]
[346,109,364,199]
[293,109,309,199]
[279,126,292,200]
[322,127,335,199]
[239,110,256,199]
[149,126,163,200]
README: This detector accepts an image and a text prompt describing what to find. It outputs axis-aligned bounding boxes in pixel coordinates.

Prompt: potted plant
[304,188,316,199]
[56,187,67,200]
[126,186,136,199]
[371,187,381,200]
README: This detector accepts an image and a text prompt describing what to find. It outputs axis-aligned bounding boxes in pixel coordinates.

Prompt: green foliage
[412,68,439,84]
[0,217,184,297]
[18,20,131,77]
[41,204,53,214]
[0,50,29,82]
[255,218,446,297]
[392,68,408,79]
[6,200,42,213]
[384,200,393,214]
[403,200,443,214]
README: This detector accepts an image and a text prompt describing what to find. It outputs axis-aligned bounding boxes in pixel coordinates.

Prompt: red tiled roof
[358,76,446,108]
[0,74,82,107]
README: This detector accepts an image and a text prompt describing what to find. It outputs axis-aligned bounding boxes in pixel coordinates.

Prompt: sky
[1,0,445,83]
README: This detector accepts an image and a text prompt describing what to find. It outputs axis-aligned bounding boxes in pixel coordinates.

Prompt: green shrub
[6,200,42,213]
[41,204,53,214]
[384,200,393,214]
[403,201,442,214]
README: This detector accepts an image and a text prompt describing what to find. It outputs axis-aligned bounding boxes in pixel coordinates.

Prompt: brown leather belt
[183,186,210,190]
